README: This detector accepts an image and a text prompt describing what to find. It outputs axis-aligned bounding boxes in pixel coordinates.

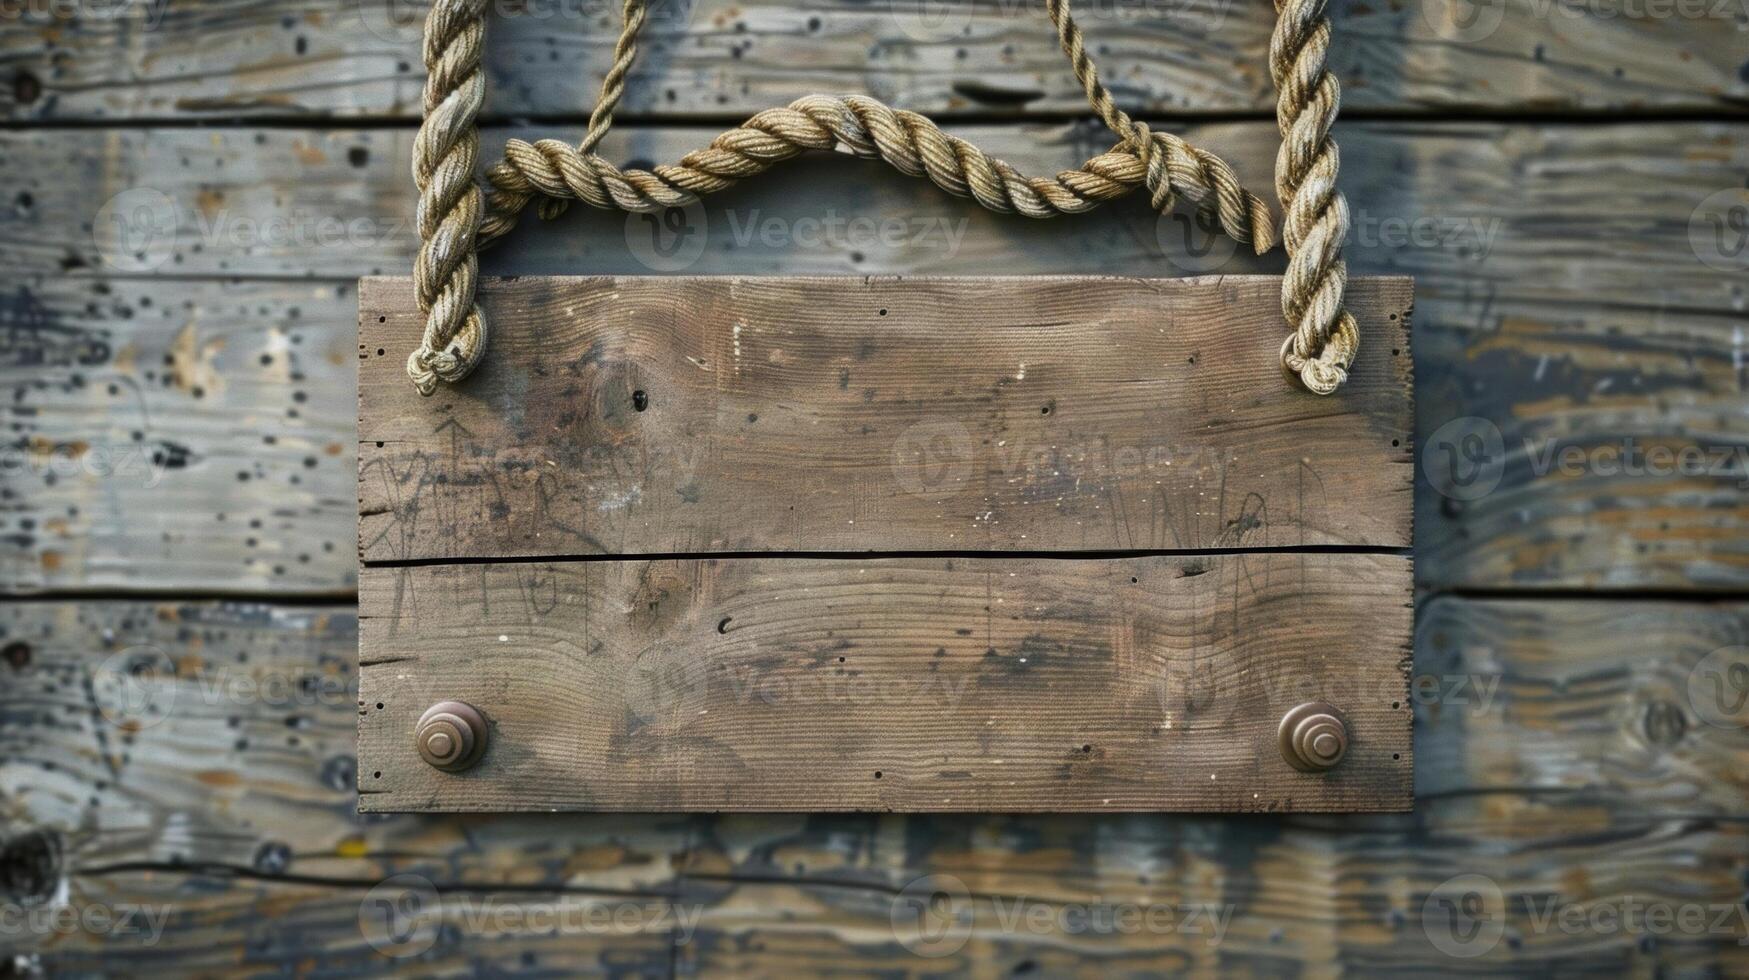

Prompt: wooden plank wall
[2,0,1747,974]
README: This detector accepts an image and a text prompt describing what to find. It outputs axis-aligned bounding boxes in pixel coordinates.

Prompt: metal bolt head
[416,701,488,772]
[1278,701,1348,772]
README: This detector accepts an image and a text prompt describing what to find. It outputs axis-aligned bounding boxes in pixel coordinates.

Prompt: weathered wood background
[2,0,1747,974]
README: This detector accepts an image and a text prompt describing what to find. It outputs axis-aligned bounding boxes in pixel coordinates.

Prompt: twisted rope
[480,96,1276,246]
[408,0,489,395]
[410,0,1358,395]
[1271,0,1359,395]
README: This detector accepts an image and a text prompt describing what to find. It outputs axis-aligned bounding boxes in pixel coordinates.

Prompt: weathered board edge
[355,552,1414,813]
[356,274,1415,564]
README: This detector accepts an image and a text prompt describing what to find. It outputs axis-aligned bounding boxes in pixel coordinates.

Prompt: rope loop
[409,0,1358,395]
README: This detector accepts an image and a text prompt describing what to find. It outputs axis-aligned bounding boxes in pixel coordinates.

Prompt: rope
[409,0,1359,396]
[1272,0,1359,394]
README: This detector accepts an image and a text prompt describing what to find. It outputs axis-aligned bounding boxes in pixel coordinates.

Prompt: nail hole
[717,617,732,634]
[2,641,30,669]
[376,702,385,710]
[873,771,882,779]
[373,771,382,779]
[1391,439,1400,447]
[13,70,42,105]
[376,348,385,356]
[632,390,649,412]
[1391,348,1401,356]
[1129,576,1138,583]
[377,316,386,323]
[1391,701,1400,709]
[1040,405,1051,415]
[877,308,888,316]
[1391,753,1401,761]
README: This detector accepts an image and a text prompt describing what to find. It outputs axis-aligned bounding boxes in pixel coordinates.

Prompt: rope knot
[1125,121,1177,214]
[1280,311,1358,395]
[408,306,488,397]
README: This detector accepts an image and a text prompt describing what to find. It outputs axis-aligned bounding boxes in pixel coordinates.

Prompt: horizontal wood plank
[8,122,1743,316]
[356,553,1414,812]
[358,275,1413,562]
[2,0,1743,122]
[15,873,679,977]
[4,122,1746,594]
[6,599,1747,971]
[16,818,1747,975]
[672,815,1749,975]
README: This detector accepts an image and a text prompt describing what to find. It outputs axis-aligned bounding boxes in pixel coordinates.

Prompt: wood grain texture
[356,554,1414,812]
[4,121,1745,591]
[2,0,1743,122]
[6,599,1747,973]
[9,122,1744,316]
[5,1,1748,972]
[6,123,1745,595]
[0,278,360,596]
[357,275,1413,562]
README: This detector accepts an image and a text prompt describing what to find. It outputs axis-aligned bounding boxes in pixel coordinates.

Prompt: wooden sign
[357,275,1413,812]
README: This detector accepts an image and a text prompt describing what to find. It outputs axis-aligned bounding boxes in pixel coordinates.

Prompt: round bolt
[416,701,489,772]
[1278,702,1348,772]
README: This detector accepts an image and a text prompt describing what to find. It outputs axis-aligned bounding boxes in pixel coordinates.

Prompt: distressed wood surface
[4,1,1749,969]
[5,598,1747,973]
[5,122,1746,593]
[2,0,1744,123]
[356,554,1414,812]
[0,277,360,597]
[9,122,1744,314]
[358,276,1413,563]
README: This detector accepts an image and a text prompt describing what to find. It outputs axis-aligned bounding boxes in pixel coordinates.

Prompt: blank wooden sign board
[357,275,1414,812]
